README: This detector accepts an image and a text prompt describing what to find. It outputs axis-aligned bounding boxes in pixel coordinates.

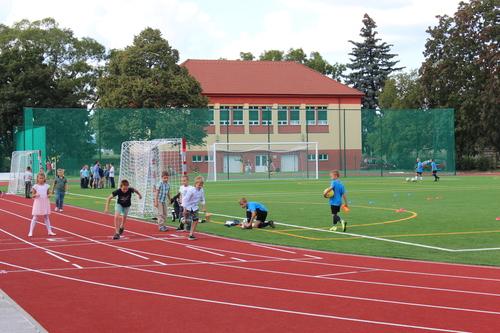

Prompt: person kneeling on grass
[238,198,275,229]
[104,179,142,239]
[181,176,207,240]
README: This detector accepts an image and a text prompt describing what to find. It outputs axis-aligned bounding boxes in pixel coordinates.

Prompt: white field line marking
[153,261,167,266]
[117,249,150,259]
[185,245,225,256]
[3,197,494,253]
[45,251,70,262]
[251,243,297,253]
[2,207,500,297]
[3,230,500,316]
[72,264,83,269]
[2,206,500,292]
[230,257,247,262]
[0,260,486,332]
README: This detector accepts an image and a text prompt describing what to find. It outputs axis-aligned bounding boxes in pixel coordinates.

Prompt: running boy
[154,171,171,231]
[175,175,193,231]
[324,169,348,232]
[414,158,423,181]
[430,158,440,181]
[238,198,275,229]
[104,179,143,239]
[181,176,206,240]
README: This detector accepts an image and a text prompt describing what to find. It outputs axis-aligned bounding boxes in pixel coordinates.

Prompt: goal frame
[118,138,186,219]
[8,150,43,195]
[208,142,318,181]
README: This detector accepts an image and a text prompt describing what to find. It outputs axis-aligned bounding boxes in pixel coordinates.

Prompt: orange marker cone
[341,204,350,213]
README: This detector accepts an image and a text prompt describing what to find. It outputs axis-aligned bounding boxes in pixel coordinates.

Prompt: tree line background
[0,0,498,172]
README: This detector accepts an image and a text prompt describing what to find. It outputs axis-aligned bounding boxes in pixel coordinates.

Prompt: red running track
[0,194,499,332]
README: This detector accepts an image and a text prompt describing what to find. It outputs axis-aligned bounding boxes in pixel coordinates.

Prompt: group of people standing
[79,162,115,189]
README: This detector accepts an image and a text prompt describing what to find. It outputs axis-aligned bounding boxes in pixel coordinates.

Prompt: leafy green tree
[345,14,403,110]
[239,52,255,61]
[379,70,423,109]
[284,48,307,63]
[239,48,345,80]
[419,0,500,157]
[259,50,284,61]
[95,28,210,150]
[0,18,104,168]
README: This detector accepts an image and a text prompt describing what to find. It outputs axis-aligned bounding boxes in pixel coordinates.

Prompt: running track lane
[0,195,499,332]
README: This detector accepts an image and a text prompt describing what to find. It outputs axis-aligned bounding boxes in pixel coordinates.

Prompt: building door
[254,155,268,172]
[223,155,242,173]
[281,154,298,172]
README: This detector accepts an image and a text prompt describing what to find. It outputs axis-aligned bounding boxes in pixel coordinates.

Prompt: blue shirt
[430,162,437,171]
[416,162,423,172]
[329,180,346,207]
[247,202,267,212]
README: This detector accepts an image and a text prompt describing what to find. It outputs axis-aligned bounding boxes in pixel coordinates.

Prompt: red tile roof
[181,59,364,97]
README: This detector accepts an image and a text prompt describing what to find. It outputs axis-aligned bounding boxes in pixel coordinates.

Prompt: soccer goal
[207,142,318,181]
[8,150,43,195]
[119,138,186,219]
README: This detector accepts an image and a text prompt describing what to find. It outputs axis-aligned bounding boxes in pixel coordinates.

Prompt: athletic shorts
[185,209,199,223]
[115,203,130,216]
[330,205,341,214]
[246,208,267,223]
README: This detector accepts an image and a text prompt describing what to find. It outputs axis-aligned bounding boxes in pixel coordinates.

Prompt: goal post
[207,142,318,181]
[8,150,43,195]
[119,138,185,219]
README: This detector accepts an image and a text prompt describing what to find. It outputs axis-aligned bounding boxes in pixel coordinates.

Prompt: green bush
[456,156,476,171]
[476,155,492,171]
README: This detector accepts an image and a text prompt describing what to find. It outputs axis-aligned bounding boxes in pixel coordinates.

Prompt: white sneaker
[55,207,59,212]
[59,209,63,212]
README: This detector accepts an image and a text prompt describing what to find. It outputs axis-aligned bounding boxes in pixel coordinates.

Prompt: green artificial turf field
[3,174,500,266]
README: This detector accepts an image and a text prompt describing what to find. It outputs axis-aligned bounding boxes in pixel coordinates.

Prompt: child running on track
[181,176,206,240]
[28,173,56,237]
[324,169,348,232]
[175,175,193,231]
[105,179,143,239]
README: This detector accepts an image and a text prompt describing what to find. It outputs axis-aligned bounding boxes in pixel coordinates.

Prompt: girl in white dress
[28,173,56,237]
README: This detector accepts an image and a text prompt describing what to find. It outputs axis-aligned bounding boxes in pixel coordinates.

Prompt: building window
[204,155,213,162]
[232,106,243,125]
[220,106,230,125]
[278,106,288,125]
[249,106,259,125]
[318,107,328,125]
[308,154,329,161]
[306,106,316,125]
[290,106,300,125]
[192,155,202,162]
[262,106,272,125]
[209,106,214,125]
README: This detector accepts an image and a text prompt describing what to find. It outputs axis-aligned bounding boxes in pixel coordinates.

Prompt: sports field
[3,174,498,267]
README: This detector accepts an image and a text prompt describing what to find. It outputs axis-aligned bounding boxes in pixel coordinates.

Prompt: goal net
[207,142,318,181]
[119,138,185,219]
[8,150,43,195]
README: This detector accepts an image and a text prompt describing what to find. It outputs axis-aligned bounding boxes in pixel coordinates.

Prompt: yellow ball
[324,188,334,198]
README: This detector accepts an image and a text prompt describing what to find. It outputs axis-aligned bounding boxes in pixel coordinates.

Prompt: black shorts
[330,205,341,214]
[246,208,267,222]
[416,172,422,176]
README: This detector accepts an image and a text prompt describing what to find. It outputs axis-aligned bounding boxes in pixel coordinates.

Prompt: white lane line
[0,260,478,333]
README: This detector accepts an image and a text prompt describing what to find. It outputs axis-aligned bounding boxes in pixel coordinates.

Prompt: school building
[181,59,364,174]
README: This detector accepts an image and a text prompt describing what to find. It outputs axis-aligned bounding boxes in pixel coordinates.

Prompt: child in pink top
[28,173,56,237]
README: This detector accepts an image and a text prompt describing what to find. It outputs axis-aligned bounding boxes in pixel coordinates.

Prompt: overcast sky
[0,0,463,70]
